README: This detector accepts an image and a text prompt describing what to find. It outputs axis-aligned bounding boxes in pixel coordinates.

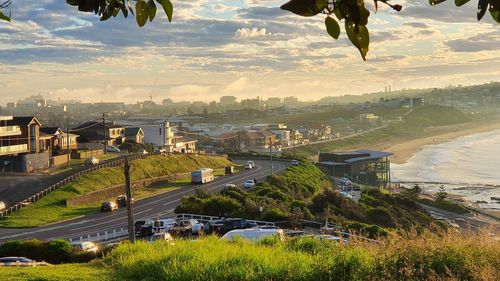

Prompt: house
[39,127,79,154]
[309,124,332,140]
[316,150,393,188]
[142,122,197,153]
[71,121,126,147]
[239,131,278,153]
[358,113,380,124]
[0,116,50,172]
[124,127,144,144]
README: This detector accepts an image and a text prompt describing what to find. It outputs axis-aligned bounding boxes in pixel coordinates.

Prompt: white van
[191,168,215,184]
[221,228,284,242]
[71,241,98,253]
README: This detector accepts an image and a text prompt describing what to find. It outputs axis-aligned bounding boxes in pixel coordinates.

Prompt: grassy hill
[1,231,498,281]
[176,161,441,237]
[293,105,473,158]
[0,155,233,227]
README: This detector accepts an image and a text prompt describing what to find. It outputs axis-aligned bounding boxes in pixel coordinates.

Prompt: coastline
[381,122,500,164]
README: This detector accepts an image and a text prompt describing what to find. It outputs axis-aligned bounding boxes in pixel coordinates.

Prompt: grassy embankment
[1,231,499,281]
[0,155,233,227]
[176,161,442,237]
[292,105,476,158]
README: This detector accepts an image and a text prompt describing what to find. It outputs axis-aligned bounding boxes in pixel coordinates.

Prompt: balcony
[0,125,22,137]
[0,144,28,156]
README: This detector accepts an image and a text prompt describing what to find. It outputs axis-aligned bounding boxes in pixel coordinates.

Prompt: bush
[0,239,96,264]
[366,207,396,228]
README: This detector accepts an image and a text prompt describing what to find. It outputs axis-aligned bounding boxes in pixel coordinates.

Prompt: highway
[0,159,288,243]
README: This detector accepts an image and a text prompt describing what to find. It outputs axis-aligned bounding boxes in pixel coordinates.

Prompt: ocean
[391,129,500,210]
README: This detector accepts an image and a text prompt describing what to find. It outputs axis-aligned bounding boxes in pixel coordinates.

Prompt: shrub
[366,207,396,228]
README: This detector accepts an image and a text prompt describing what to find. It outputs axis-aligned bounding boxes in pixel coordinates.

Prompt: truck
[191,168,215,184]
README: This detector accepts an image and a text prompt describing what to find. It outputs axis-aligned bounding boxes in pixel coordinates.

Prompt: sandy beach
[380,122,500,164]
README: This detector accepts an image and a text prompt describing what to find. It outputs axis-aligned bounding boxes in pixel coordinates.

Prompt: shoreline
[380,122,500,164]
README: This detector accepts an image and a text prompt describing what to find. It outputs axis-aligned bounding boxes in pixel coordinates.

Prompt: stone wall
[22,151,50,172]
[66,172,190,207]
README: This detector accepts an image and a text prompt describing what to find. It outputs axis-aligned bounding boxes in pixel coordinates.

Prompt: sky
[0,0,499,105]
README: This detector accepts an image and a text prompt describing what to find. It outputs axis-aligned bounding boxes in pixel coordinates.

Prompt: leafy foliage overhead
[0,0,498,60]
[280,0,500,60]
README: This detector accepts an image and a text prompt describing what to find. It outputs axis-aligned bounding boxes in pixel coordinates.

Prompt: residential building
[71,121,126,147]
[239,131,278,153]
[142,122,197,153]
[124,127,145,144]
[39,127,79,154]
[316,150,393,188]
[358,113,380,124]
[0,115,27,157]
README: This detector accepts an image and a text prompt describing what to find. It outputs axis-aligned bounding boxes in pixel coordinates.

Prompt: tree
[435,185,448,202]
[1,1,499,60]
[407,184,423,199]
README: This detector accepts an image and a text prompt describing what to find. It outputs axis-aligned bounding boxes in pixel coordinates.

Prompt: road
[0,159,288,243]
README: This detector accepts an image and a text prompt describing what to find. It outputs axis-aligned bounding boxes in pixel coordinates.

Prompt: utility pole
[124,157,135,243]
[66,127,71,169]
[270,144,274,176]
[197,131,200,155]
[102,113,107,154]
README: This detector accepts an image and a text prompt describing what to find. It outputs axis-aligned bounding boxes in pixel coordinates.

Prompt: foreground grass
[0,263,110,281]
[0,155,233,227]
[2,230,498,281]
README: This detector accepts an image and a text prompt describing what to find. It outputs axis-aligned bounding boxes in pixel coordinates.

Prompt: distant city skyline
[1,1,499,104]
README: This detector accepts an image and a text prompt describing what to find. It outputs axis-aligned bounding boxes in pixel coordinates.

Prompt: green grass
[2,230,498,281]
[0,155,233,227]
[0,263,110,281]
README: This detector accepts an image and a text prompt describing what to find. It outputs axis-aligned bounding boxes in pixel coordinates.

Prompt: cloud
[235,27,268,38]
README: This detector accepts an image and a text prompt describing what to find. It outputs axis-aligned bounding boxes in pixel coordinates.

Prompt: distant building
[71,121,126,147]
[142,122,196,153]
[316,150,393,188]
[358,113,380,124]
[124,127,145,144]
[266,97,282,108]
[220,96,237,106]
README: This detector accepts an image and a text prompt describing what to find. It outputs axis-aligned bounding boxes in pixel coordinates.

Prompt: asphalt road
[0,159,288,243]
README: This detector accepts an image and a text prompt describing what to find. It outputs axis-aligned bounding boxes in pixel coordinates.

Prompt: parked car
[340,177,351,186]
[291,160,299,166]
[149,232,174,243]
[221,228,285,242]
[138,149,149,155]
[135,219,176,236]
[106,145,121,153]
[71,241,98,253]
[154,148,167,155]
[0,201,6,211]
[116,195,135,208]
[170,219,204,236]
[207,218,258,235]
[0,257,36,267]
[85,157,99,165]
[224,184,236,189]
[100,201,118,212]
[243,179,256,189]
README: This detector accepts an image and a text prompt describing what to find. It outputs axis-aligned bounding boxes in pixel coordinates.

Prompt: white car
[224,184,236,189]
[0,201,5,211]
[85,157,99,165]
[71,241,98,253]
[221,228,285,242]
[291,160,299,166]
[138,149,149,155]
[243,179,256,188]
[340,177,351,186]
[245,161,255,169]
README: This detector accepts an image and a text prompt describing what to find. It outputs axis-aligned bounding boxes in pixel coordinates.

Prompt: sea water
[391,129,500,210]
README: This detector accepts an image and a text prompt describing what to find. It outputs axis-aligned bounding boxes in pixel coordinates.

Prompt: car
[100,201,118,212]
[138,149,149,155]
[221,228,285,242]
[149,232,174,243]
[245,160,255,169]
[208,218,258,235]
[447,220,460,228]
[71,241,98,253]
[106,145,121,153]
[340,177,351,186]
[116,195,135,208]
[243,179,256,188]
[154,148,167,155]
[170,219,204,236]
[291,160,299,166]
[85,157,99,165]
[0,201,6,211]
[224,184,236,189]
[0,257,36,267]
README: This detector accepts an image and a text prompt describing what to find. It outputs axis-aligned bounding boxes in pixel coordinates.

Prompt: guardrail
[0,153,149,218]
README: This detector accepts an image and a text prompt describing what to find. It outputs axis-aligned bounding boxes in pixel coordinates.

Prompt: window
[159,128,162,135]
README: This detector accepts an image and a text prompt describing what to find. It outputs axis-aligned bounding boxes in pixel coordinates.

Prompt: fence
[0,153,148,218]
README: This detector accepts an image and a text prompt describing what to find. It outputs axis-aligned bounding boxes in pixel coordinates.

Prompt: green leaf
[0,10,11,22]
[147,0,157,22]
[477,0,488,20]
[280,0,327,17]
[325,16,340,40]
[136,0,148,27]
[156,0,173,22]
[490,4,500,23]
[429,0,447,5]
[455,0,471,6]
[345,21,369,61]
